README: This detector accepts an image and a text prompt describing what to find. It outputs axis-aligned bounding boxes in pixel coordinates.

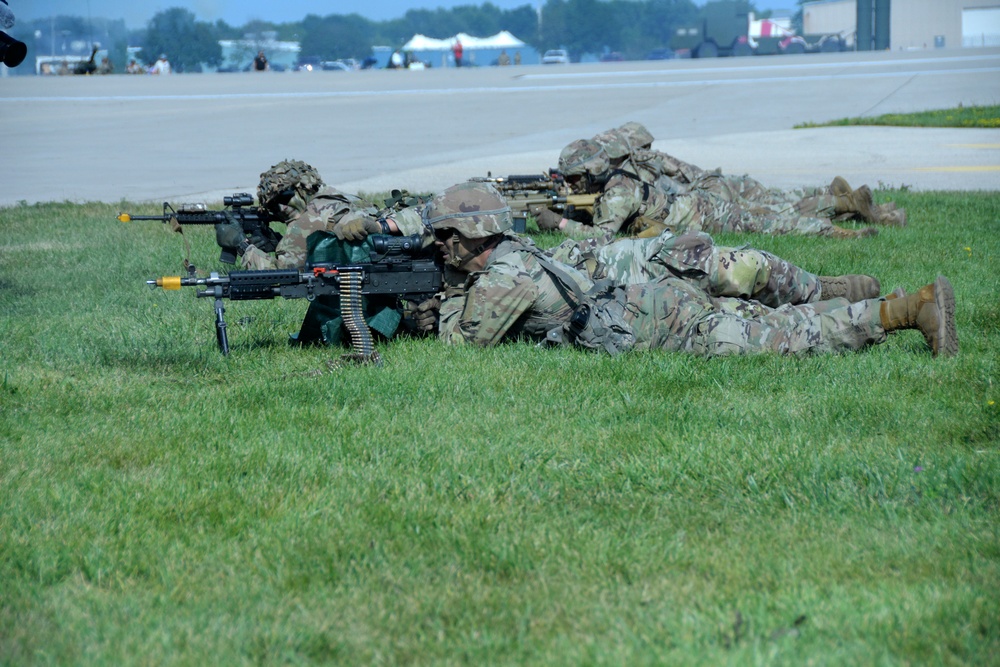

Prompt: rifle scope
[223,193,255,207]
[371,234,425,257]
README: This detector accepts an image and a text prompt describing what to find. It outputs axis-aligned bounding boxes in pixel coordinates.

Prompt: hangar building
[802,0,1000,50]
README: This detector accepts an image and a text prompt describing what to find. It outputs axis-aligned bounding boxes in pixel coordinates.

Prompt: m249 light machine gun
[146,234,442,364]
[119,193,282,265]
[469,172,597,231]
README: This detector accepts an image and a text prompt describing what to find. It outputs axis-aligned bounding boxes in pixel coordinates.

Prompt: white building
[802,0,1000,50]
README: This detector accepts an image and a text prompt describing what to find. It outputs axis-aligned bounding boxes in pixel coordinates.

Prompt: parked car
[647,48,675,60]
[296,56,321,71]
[321,60,351,71]
[542,49,570,64]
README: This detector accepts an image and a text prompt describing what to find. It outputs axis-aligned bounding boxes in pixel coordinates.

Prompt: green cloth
[291,232,403,347]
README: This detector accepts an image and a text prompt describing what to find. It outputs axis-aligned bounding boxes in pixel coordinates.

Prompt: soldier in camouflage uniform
[534,139,884,239]
[604,121,906,228]
[416,182,957,358]
[214,160,425,270]
[544,228,880,307]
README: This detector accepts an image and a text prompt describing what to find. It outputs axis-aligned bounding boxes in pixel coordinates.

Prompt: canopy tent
[402,31,527,51]
[396,30,537,67]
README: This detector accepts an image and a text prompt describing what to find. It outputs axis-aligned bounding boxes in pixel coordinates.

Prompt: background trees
[140,8,221,72]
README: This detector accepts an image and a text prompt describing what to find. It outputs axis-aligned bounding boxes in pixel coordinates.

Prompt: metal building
[802,0,1000,50]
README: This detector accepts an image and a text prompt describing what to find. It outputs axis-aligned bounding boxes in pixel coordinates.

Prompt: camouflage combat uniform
[437,234,886,355]
[573,126,861,238]
[546,228,821,308]
[562,161,849,239]
[241,189,424,270]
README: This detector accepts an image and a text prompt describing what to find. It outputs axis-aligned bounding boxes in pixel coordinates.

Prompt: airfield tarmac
[2,46,999,206]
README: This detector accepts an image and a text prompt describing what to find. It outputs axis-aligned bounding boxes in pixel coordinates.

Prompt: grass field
[795,104,1000,129]
[1,189,998,665]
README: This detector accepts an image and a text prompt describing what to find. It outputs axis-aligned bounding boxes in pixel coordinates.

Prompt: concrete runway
[2,47,999,207]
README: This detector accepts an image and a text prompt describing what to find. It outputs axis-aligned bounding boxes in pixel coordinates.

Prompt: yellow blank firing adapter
[117,213,132,222]
[151,276,182,290]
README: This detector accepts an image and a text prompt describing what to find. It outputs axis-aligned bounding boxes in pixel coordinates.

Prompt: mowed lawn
[1,189,998,665]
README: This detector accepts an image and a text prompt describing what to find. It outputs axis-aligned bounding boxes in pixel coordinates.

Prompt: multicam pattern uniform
[563,161,845,238]
[546,229,822,308]
[242,186,378,270]
[438,234,887,355]
[607,280,885,356]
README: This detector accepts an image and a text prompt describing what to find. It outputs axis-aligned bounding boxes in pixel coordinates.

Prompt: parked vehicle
[646,48,675,60]
[542,49,570,64]
[669,0,846,58]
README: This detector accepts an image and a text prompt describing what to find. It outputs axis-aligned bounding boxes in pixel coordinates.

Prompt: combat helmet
[257,159,323,208]
[617,121,654,149]
[591,129,632,161]
[423,182,513,239]
[558,139,610,190]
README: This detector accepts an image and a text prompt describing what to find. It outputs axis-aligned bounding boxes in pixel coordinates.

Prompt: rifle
[146,234,442,364]
[118,193,282,265]
[469,171,597,231]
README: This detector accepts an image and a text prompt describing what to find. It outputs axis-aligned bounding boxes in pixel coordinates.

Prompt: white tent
[402,31,527,51]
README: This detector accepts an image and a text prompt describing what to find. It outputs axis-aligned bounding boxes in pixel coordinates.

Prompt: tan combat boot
[830,225,878,239]
[879,276,958,357]
[818,275,881,301]
[834,184,877,222]
[828,176,852,196]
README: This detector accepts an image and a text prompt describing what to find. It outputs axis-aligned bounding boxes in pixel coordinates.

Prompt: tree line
[17,0,787,74]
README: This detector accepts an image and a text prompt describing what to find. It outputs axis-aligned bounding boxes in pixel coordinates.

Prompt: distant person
[514,51,521,65]
[253,50,269,72]
[97,56,113,75]
[126,59,144,74]
[497,49,510,66]
[388,49,404,69]
[74,45,98,75]
[150,53,171,75]
[452,39,463,67]
[57,60,69,75]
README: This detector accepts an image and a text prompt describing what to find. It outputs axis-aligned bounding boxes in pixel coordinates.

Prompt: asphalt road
[2,47,998,207]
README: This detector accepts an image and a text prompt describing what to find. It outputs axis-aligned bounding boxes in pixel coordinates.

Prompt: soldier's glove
[530,205,562,231]
[414,296,441,333]
[247,224,282,253]
[214,219,248,256]
[333,215,384,242]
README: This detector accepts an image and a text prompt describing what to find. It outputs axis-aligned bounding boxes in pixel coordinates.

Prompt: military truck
[669,0,846,58]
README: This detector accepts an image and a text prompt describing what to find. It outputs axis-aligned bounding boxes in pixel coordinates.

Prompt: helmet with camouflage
[558,139,610,189]
[591,129,631,161]
[423,181,513,239]
[256,159,323,208]
[617,121,654,150]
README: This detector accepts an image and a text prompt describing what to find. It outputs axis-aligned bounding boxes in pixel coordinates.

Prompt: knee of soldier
[714,249,771,298]
[689,315,751,356]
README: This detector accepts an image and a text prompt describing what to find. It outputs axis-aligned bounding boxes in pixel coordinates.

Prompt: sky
[13,1,797,29]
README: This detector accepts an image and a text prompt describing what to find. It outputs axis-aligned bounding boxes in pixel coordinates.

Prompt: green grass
[795,104,1000,129]
[1,191,999,665]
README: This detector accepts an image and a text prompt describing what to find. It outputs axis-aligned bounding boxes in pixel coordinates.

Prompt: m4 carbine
[469,172,597,231]
[119,193,282,264]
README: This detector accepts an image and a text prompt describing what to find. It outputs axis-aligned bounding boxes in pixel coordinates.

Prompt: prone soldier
[415,182,957,358]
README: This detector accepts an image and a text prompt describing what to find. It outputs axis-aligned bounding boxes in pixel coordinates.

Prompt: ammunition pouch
[547,288,635,356]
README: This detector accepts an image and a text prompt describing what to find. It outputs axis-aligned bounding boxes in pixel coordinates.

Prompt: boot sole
[933,276,959,357]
